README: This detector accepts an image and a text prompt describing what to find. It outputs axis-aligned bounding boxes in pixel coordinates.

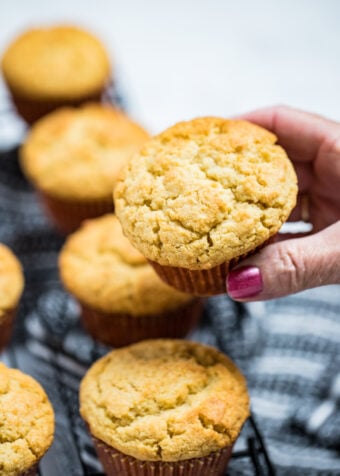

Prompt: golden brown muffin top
[0,363,55,476]
[59,215,193,314]
[0,244,24,323]
[80,339,249,462]
[1,25,110,100]
[115,117,297,270]
[20,104,149,201]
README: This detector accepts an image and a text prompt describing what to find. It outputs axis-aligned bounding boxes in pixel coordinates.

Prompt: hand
[226,105,340,301]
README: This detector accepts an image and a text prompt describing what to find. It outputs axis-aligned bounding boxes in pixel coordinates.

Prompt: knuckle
[271,243,304,294]
[321,130,340,157]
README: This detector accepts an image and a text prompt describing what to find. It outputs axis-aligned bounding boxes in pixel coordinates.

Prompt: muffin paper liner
[149,236,276,296]
[92,435,233,476]
[0,308,16,352]
[8,87,103,124]
[38,192,114,234]
[149,261,231,297]
[79,298,203,347]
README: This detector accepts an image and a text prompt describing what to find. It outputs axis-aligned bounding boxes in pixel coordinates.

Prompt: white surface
[1,0,340,133]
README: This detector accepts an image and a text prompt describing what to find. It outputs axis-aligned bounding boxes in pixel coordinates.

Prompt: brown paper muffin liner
[79,298,203,348]
[8,87,103,125]
[21,464,39,476]
[92,435,233,476]
[149,236,277,296]
[149,260,232,297]
[38,192,114,234]
[0,308,16,352]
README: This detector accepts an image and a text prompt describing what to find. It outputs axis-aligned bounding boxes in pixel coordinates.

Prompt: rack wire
[0,95,275,476]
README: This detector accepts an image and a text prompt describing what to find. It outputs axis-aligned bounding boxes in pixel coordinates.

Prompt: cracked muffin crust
[59,215,200,346]
[59,214,193,315]
[0,244,24,323]
[114,117,297,270]
[0,363,54,476]
[20,104,149,232]
[80,339,249,462]
[20,104,149,202]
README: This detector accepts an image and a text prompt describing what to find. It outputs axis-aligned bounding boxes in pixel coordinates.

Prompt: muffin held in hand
[0,363,55,476]
[20,104,149,233]
[80,339,250,476]
[114,117,298,296]
[59,215,201,347]
[0,244,24,352]
[1,25,111,123]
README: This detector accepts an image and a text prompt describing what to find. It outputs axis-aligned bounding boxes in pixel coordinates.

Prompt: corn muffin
[0,244,24,352]
[20,104,149,233]
[80,339,250,475]
[59,215,201,347]
[1,25,111,123]
[114,116,298,295]
[0,363,55,476]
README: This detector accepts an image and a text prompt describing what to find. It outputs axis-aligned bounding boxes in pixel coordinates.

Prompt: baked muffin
[59,215,201,347]
[80,339,250,475]
[0,244,24,352]
[0,363,55,476]
[20,104,149,233]
[114,117,298,296]
[1,25,111,124]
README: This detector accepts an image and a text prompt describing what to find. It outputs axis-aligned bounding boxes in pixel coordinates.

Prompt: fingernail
[227,266,263,299]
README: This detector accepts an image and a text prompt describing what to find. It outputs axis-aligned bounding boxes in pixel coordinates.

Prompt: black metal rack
[0,101,275,476]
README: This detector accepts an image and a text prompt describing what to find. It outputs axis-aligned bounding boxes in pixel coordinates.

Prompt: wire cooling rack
[0,94,276,476]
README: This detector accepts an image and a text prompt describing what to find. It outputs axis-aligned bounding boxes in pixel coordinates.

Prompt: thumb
[226,221,340,301]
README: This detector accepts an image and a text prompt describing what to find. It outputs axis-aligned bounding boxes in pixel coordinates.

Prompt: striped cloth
[205,291,340,475]
[0,135,339,475]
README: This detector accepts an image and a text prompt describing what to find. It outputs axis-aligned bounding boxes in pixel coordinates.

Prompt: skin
[227,105,340,300]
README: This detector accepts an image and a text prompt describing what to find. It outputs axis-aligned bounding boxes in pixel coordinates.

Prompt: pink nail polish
[227,266,263,299]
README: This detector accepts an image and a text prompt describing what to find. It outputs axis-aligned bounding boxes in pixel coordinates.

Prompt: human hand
[226,105,340,301]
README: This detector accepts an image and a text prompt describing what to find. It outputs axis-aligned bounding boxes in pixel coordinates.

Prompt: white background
[1,0,340,133]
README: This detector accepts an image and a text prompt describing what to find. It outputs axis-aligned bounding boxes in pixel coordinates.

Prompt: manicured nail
[226,266,263,299]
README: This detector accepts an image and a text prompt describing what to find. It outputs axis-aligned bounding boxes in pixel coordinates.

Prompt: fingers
[226,221,340,301]
[240,105,340,163]
[291,162,313,193]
